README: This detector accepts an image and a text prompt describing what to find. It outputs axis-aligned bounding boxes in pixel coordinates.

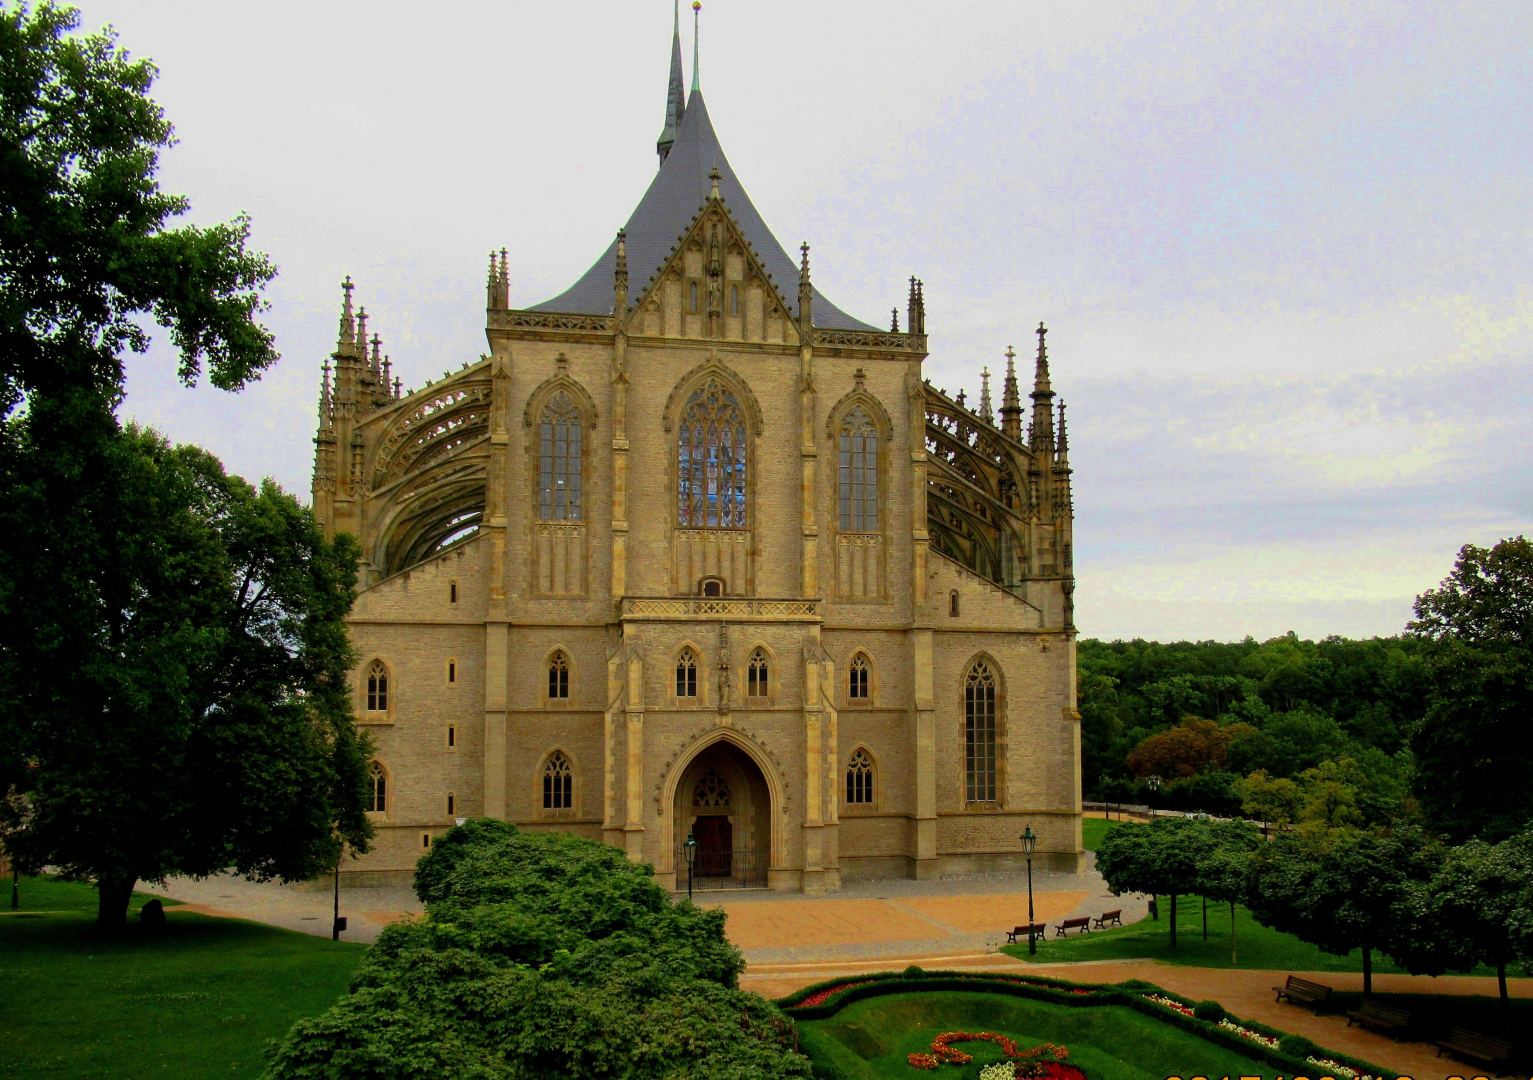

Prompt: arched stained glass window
[676,648,698,698]
[366,660,389,712]
[964,661,997,802]
[747,648,769,698]
[538,390,583,521]
[368,761,387,813]
[846,749,874,805]
[848,653,870,701]
[543,751,573,810]
[838,405,878,531]
[678,378,747,528]
[548,651,569,700]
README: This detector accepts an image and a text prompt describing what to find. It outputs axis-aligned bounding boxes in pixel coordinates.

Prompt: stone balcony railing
[620,596,820,621]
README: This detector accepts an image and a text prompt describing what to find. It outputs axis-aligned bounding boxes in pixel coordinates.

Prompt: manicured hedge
[782,971,1391,1079]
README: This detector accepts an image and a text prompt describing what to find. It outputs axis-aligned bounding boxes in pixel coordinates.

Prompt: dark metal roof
[530,90,876,331]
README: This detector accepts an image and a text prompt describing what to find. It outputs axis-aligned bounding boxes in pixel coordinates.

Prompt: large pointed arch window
[838,404,878,531]
[537,390,583,521]
[964,661,998,803]
[678,378,747,528]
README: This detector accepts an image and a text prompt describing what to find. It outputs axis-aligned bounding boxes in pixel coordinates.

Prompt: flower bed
[906,1033,1079,1077]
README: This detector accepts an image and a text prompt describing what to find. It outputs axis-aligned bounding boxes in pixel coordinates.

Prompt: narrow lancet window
[365,660,389,712]
[548,650,570,700]
[849,653,870,701]
[838,405,879,531]
[368,761,387,813]
[538,390,584,521]
[846,749,874,805]
[543,751,573,810]
[964,661,997,802]
[676,648,698,698]
[747,648,769,698]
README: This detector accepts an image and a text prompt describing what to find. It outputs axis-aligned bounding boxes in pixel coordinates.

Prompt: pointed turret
[1000,345,1022,440]
[798,242,813,333]
[485,251,498,308]
[979,366,993,423]
[890,307,899,333]
[336,276,357,355]
[614,228,629,313]
[656,0,687,164]
[1055,399,1070,469]
[1028,322,1055,453]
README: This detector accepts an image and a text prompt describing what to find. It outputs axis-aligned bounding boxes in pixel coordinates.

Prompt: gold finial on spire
[691,1,702,94]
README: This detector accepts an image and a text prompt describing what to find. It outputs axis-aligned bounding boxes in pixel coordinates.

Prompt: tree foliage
[266,820,811,1079]
[0,1,277,411]
[1407,537,1533,841]
[1246,826,1438,995]
[0,425,370,926]
[1095,817,1208,948]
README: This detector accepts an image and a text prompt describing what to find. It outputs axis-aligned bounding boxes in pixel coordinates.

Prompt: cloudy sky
[84,0,1530,643]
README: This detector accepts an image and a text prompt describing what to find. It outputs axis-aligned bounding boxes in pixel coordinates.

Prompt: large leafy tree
[0,5,367,928]
[1407,537,1533,841]
[267,821,811,1078]
[0,425,371,926]
[1094,817,1207,948]
[0,1,276,411]
[1247,826,1438,995]
[1419,830,1533,1007]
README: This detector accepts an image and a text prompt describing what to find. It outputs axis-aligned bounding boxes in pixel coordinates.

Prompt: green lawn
[0,875,365,1078]
[798,990,1279,1080]
[1081,815,1119,852]
[1003,890,1506,976]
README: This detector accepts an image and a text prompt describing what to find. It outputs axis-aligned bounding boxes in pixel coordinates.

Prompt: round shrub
[1192,1000,1226,1023]
[1278,1033,1319,1059]
[902,965,925,978]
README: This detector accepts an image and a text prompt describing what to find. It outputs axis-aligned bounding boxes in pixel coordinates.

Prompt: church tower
[312,7,1080,891]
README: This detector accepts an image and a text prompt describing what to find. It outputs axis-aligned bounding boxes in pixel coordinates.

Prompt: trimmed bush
[1193,999,1226,1022]
[1278,1033,1320,1059]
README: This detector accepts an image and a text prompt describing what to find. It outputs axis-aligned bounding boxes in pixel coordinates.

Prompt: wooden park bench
[1272,974,1334,1010]
[1005,923,1047,944]
[1091,909,1122,929]
[1345,1000,1411,1037]
[1054,916,1092,937]
[1434,1027,1513,1070]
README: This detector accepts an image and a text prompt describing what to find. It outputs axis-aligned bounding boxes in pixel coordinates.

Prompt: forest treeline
[1079,634,1428,827]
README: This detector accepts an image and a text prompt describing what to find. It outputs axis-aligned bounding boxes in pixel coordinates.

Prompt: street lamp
[1146,775,1161,819]
[683,831,698,902]
[1020,824,1037,955]
[331,843,346,940]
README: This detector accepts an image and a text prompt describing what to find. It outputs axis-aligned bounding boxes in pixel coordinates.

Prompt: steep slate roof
[530,90,876,331]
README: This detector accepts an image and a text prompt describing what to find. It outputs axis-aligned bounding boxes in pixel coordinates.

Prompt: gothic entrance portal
[674,740,770,890]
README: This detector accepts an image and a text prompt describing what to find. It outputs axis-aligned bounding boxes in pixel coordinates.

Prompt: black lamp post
[683,831,698,901]
[1020,824,1037,955]
[331,844,346,940]
[1147,775,1161,819]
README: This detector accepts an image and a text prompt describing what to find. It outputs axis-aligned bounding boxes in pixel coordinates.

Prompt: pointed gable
[530,91,875,332]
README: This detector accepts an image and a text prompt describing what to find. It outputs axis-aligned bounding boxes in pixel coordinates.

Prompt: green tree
[1420,831,1533,1006]
[0,1,276,412]
[1234,769,1302,827]
[0,426,370,927]
[266,820,811,1078]
[1247,827,1436,995]
[1095,817,1206,948]
[1408,537,1533,841]
[1196,819,1260,963]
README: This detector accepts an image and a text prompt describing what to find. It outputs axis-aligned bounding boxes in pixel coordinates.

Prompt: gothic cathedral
[311,12,1082,891]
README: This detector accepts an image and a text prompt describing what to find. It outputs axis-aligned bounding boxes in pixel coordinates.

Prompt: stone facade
[310,29,1081,891]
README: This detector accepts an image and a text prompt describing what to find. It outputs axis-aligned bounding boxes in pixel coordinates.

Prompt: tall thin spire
[657,0,686,164]
[1000,345,1022,440]
[979,366,993,423]
[1029,321,1056,452]
[336,276,356,354]
[690,1,701,94]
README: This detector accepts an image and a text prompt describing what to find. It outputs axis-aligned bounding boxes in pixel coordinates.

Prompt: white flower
[979,1064,1017,1080]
